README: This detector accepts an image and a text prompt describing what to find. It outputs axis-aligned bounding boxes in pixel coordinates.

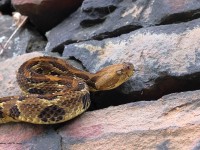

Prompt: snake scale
[0,56,134,124]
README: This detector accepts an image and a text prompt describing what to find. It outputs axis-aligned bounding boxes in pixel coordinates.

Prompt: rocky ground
[0,0,200,150]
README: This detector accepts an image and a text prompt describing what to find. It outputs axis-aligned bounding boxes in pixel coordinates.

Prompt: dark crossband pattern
[9,105,20,119]
[38,105,65,122]
[0,56,134,124]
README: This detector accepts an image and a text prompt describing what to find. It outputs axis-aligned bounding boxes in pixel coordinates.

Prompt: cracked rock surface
[46,0,200,51]
[63,18,200,104]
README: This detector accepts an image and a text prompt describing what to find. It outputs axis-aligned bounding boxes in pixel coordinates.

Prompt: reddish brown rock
[0,123,43,145]
[59,90,200,149]
[12,0,84,32]
[0,123,61,150]
[0,52,62,149]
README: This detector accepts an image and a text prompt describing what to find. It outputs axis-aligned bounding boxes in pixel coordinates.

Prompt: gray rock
[46,0,200,52]
[25,128,61,150]
[140,0,200,25]
[0,15,46,62]
[0,0,12,13]
[63,18,200,102]
[45,0,143,52]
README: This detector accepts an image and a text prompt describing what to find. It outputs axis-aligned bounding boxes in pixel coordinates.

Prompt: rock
[0,52,200,149]
[141,0,200,25]
[0,52,64,150]
[12,0,84,32]
[45,0,143,52]
[0,15,46,61]
[0,0,12,14]
[0,123,61,150]
[59,90,200,149]
[46,0,200,52]
[63,18,200,106]
[0,52,43,97]
[0,52,83,98]
[0,1,200,149]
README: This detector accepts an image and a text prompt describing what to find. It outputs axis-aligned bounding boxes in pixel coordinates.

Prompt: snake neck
[68,68,97,91]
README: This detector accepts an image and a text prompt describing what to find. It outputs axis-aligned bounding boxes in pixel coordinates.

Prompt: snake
[0,56,134,124]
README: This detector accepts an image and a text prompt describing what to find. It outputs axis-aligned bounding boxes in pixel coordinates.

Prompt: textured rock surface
[12,0,84,32]
[63,18,200,103]
[46,0,200,52]
[0,52,82,98]
[0,0,12,14]
[0,52,199,149]
[59,90,200,150]
[0,15,46,61]
[0,52,43,97]
[0,53,200,150]
[1,0,200,149]
[0,53,62,150]
[0,123,61,150]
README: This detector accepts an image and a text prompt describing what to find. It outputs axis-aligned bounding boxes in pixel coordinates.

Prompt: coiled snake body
[0,56,134,124]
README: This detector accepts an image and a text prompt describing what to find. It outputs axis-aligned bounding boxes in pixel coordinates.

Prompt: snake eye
[116,70,122,75]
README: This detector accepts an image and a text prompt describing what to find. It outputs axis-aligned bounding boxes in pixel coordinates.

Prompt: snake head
[89,62,134,91]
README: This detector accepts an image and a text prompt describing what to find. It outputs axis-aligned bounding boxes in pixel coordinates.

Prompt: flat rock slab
[63,18,200,101]
[46,0,200,52]
[59,90,200,150]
